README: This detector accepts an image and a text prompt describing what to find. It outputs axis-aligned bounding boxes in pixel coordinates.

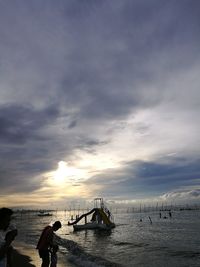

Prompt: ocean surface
[13,209,200,267]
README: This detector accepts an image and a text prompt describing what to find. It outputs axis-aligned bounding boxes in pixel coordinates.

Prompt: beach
[13,241,74,267]
[12,248,35,267]
[12,241,40,267]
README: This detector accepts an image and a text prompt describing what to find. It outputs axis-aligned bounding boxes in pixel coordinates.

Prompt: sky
[0,0,200,208]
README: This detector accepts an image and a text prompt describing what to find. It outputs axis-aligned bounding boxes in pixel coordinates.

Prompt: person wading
[36,221,61,267]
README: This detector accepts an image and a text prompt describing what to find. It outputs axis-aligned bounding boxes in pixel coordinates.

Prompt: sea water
[13,209,200,267]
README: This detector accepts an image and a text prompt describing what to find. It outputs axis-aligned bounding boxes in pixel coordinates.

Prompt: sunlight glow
[45,154,122,197]
[53,161,80,183]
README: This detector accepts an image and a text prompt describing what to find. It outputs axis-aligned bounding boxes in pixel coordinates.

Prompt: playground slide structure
[67,201,115,231]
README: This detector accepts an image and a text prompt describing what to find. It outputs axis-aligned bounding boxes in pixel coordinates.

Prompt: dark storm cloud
[0,172,40,193]
[68,120,77,129]
[56,0,200,121]
[85,158,200,199]
[1,0,200,119]
[75,137,109,153]
[0,104,61,193]
[0,104,59,144]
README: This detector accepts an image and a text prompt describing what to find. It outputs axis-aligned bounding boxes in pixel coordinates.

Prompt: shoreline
[12,242,39,267]
[13,241,75,267]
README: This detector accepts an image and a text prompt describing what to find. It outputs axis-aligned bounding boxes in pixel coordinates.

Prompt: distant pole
[139,203,142,221]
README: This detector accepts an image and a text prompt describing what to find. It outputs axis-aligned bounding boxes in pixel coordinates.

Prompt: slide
[98,209,112,225]
[68,208,97,225]
[68,208,113,226]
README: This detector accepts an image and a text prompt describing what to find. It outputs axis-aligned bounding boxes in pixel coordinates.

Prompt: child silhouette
[50,244,58,267]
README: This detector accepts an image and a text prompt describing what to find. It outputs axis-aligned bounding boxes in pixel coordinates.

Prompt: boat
[68,198,115,231]
[37,211,53,217]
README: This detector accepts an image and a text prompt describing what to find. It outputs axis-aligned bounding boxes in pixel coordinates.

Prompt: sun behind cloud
[53,161,79,183]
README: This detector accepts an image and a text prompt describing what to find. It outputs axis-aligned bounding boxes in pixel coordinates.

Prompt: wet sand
[12,242,40,267]
[13,241,74,267]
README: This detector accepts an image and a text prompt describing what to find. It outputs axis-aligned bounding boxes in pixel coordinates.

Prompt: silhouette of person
[104,208,111,219]
[0,208,18,267]
[37,221,61,267]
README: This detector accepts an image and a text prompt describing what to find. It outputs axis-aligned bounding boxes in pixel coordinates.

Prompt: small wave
[147,245,168,250]
[68,255,106,267]
[116,224,129,227]
[113,241,149,248]
[56,236,122,267]
[132,243,149,248]
[114,241,132,246]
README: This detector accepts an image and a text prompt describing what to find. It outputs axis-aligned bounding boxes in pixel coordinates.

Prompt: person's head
[0,208,13,231]
[52,221,62,231]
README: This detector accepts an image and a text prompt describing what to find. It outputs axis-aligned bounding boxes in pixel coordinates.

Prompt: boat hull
[37,213,53,216]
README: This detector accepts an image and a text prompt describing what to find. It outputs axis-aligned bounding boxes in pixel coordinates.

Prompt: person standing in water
[169,210,172,218]
[50,244,58,267]
[37,221,61,267]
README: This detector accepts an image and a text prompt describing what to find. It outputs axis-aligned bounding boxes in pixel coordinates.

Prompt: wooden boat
[68,198,115,231]
[37,211,53,217]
